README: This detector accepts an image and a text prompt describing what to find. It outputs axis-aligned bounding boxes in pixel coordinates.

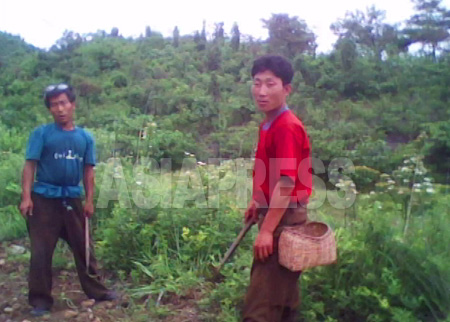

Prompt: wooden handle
[85,217,90,274]
[216,220,254,272]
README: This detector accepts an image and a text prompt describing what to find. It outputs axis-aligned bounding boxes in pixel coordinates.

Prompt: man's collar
[262,105,289,130]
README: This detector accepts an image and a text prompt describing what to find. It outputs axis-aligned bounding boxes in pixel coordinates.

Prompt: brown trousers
[242,206,307,322]
[27,192,110,310]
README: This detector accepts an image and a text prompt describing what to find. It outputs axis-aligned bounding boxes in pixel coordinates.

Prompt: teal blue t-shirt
[25,123,96,198]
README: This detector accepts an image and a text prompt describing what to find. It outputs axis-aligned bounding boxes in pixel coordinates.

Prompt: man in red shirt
[243,55,312,322]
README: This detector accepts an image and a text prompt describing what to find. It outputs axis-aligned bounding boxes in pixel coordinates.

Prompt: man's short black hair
[251,55,294,86]
[44,84,76,108]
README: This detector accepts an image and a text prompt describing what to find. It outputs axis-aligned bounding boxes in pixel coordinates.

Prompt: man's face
[252,70,291,114]
[48,93,75,126]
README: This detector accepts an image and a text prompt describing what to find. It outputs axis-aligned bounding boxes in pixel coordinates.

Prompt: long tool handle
[85,217,90,274]
[216,220,254,272]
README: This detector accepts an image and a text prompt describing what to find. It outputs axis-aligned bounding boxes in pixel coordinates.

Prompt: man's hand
[19,197,33,219]
[245,200,258,224]
[83,200,94,218]
[254,230,274,261]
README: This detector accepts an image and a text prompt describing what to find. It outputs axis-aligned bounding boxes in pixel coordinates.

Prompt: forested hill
[0,32,36,66]
[0,3,449,178]
[0,4,449,321]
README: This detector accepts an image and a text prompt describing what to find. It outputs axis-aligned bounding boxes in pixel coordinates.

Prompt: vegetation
[0,0,449,320]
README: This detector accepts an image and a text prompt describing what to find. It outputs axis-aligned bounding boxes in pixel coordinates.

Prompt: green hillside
[0,2,449,321]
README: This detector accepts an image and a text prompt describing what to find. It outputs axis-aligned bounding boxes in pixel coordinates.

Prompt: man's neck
[56,121,75,131]
[264,104,287,122]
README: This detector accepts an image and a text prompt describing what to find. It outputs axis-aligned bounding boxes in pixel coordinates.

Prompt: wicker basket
[278,221,337,272]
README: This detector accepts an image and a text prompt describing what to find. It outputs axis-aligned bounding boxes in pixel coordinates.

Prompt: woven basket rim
[283,221,332,240]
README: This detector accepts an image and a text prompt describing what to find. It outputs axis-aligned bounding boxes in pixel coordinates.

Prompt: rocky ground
[0,240,202,322]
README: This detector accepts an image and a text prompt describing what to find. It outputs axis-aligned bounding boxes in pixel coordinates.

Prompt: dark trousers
[27,192,110,310]
[242,206,307,322]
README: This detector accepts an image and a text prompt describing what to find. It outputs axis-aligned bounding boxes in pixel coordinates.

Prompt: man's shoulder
[35,123,53,130]
[30,123,55,136]
[75,126,95,141]
[272,111,306,133]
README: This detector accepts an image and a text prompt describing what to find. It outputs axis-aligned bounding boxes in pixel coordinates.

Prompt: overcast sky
[1,0,449,53]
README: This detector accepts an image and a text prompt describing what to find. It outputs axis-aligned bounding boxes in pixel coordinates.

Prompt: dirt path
[0,240,202,322]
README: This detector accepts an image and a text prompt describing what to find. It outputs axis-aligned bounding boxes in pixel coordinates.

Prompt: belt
[256,205,308,236]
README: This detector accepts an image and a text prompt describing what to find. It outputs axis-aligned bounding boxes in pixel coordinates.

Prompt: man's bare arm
[254,176,294,261]
[83,165,95,218]
[19,160,36,218]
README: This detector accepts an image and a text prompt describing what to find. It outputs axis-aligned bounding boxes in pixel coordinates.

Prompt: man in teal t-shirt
[19,84,116,317]
[25,121,96,198]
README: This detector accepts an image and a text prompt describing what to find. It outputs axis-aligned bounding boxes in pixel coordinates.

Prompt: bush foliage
[0,5,449,320]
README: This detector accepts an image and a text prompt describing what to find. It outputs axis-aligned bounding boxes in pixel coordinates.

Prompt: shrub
[351,165,381,192]
[111,72,128,88]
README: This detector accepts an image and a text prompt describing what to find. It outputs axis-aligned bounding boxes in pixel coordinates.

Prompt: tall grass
[0,154,448,321]
[0,205,27,241]
[91,162,450,321]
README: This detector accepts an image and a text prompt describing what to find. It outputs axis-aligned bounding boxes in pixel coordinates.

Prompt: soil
[0,240,202,322]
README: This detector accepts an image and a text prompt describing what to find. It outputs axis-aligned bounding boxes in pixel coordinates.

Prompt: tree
[207,45,221,71]
[145,26,152,38]
[337,38,358,71]
[201,20,207,43]
[173,26,180,48]
[54,30,83,52]
[331,6,402,61]
[231,23,240,51]
[0,32,36,70]
[110,27,119,38]
[194,31,204,51]
[72,77,102,112]
[194,22,207,51]
[404,0,450,59]
[209,72,221,101]
[263,14,316,58]
[213,22,225,45]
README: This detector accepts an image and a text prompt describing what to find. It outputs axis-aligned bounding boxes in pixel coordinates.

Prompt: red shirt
[252,109,312,207]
